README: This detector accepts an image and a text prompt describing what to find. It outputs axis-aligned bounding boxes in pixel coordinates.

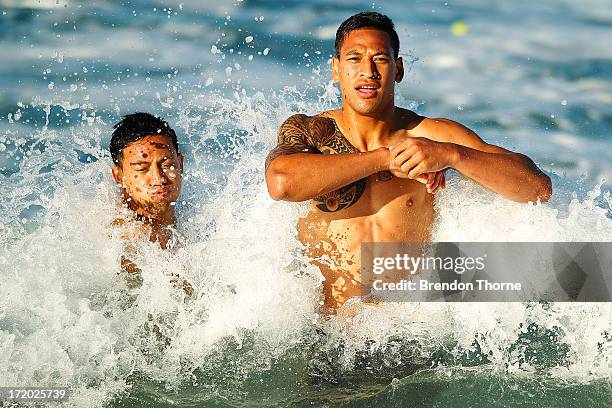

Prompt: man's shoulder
[393,108,472,144]
[408,115,490,148]
[406,113,467,143]
[394,107,425,130]
[282,110,338,123]
[111,217,146,241]
[280,111,337,137]
[315,109,340,121]
[413,116,459,131]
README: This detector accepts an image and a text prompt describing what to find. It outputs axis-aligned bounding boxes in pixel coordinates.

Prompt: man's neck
[134,207,175,228]
[339,103,397,151]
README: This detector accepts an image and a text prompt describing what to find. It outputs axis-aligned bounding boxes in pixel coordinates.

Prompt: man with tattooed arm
[265,12,552,314]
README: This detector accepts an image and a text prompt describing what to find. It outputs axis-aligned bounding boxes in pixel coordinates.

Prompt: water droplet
[245,36,253,43]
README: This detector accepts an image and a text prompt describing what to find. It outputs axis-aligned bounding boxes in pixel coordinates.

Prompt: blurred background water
[0,1,611,407]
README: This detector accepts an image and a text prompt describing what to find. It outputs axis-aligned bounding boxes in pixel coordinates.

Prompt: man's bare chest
[310,143,420,214]
[301,177,435,253]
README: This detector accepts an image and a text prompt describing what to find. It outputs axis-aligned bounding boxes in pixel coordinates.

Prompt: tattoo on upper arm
[309,117,367,212]
[266,114,367,212]
[265,114,320,171]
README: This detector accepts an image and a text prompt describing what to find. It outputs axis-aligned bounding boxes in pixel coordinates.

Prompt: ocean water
[0,0,611,407]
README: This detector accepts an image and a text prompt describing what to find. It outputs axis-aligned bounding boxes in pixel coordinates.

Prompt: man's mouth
[355,83,380,99]
[152,188,171,198]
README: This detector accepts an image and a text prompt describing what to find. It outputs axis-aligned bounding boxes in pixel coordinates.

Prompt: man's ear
[331,56,340,83]
[112,165,124,185]
[177,153,184,173]
[395,56,404,83]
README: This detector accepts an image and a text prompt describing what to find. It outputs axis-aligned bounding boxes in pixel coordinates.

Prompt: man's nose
[360,58,380,79]
[149,165,169,185]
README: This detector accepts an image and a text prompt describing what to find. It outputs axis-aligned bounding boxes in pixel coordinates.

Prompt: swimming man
[110,112,191,294]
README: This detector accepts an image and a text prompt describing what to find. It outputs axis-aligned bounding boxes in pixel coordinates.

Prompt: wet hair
[110,112,178,165]
[335,11,400,59]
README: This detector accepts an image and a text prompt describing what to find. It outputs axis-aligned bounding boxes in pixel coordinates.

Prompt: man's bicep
[265,114,320,170]
[265,144,319,170]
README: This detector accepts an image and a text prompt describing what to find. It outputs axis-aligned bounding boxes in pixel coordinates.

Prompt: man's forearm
[450,144,552,203]
[266,148,388,201]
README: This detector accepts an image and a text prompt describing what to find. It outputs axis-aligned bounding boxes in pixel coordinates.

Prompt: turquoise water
[112,323,612,407]
[0,1,611,407]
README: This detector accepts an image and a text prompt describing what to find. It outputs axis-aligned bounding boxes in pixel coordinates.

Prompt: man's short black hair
[335,11,400,59]
[110,112,178,165]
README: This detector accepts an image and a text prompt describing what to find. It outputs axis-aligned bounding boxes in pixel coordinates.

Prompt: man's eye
[347,57,359,61]
[375,58,389,63]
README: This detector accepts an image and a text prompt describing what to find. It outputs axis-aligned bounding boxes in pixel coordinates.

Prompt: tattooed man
[265,12,551,313]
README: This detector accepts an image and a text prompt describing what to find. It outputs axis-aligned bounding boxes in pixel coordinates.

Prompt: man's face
[112,134,183,218]
[332,28,403,115]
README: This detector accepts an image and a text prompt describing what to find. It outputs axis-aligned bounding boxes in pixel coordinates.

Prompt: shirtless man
[110,112,191,294]
[264,12,552,313]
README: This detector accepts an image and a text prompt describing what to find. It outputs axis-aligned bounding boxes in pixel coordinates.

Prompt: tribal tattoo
[265,114,367,212]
